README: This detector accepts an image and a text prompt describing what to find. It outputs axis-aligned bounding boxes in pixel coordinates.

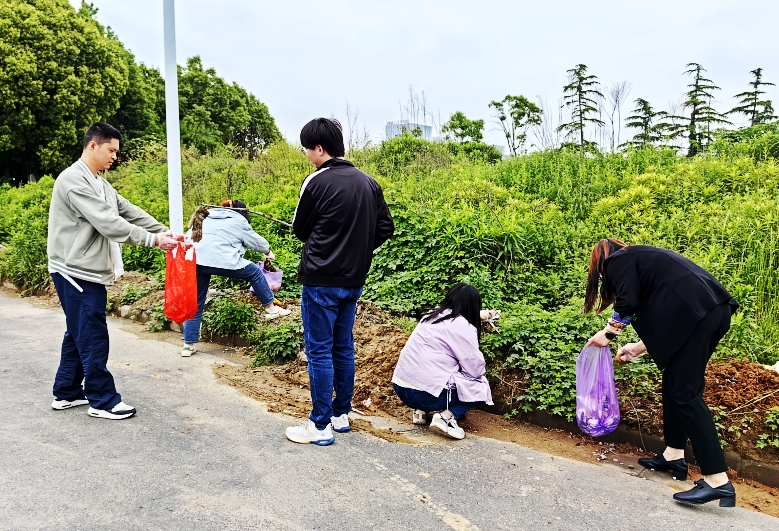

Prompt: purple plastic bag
[575,345,620,437]
[250,262,283,293]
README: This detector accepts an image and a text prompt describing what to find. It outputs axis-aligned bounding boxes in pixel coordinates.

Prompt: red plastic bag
[164,243,198,323]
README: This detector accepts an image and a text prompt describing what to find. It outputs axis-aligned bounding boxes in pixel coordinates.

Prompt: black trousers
[661,302,731,475]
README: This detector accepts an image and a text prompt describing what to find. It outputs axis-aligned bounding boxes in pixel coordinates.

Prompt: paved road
[0,292,775,531]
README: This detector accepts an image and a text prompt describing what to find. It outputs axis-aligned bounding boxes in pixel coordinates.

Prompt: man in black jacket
[285,118,394,445]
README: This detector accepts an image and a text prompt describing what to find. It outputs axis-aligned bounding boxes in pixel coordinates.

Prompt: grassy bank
[2,131,778,429]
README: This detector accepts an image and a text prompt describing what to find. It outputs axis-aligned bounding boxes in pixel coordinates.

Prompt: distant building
[385,120,432,141]
[491,144,506,156]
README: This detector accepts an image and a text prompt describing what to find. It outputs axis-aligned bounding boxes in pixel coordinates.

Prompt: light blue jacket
[191,208,270,270]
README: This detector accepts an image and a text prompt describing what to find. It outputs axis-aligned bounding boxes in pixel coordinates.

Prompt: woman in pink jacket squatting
[392,283,494,439]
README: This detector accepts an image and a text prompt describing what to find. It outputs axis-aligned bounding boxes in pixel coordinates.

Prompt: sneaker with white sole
[181,344,196,357]
[51,398,89,410]
[88,401,137,420]
[265,306,292,320]
[412,409,429,425]
[285,420,335,445]
[331,413,350,433]
[429,411,465,440]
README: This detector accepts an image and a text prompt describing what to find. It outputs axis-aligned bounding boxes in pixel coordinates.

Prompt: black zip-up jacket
[292,158,394,287]
[603,246,738,369]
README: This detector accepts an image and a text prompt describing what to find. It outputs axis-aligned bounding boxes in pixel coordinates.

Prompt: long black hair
[421,282,482,340]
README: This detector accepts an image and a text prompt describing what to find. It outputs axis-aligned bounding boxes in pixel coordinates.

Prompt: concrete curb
[481,401,779,489]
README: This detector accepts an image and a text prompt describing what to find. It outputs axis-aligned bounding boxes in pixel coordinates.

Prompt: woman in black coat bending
[585,239,739,507]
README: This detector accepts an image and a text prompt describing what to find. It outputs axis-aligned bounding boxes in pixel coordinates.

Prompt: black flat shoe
[673,480,736,507]
[637,454,688,481]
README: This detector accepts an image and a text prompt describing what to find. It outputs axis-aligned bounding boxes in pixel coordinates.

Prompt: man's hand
[156,232,190,252]
[585,329,612,348]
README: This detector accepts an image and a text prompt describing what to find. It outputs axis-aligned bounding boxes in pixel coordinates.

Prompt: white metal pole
[163,0,183,234]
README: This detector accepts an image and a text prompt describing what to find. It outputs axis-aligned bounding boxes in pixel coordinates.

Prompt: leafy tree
[668,63,731,157]
[108,58,166,143]
[178,56,281,157]
[623,98,668,148]
[557,64,604,153]
[488,95,542,155]
[728,68,776,126]
[0,0,130,181]
[441,111,484,143]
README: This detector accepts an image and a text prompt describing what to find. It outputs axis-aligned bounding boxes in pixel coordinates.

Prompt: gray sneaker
[429,412,465,440]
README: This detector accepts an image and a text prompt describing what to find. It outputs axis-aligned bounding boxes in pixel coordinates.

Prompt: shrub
[201,295,259,343]
[0,219,50,294]
[122,246,166,275]
[254,320,304,365]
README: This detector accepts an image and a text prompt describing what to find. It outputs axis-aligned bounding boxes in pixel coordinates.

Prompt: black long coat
[602,246,738,369]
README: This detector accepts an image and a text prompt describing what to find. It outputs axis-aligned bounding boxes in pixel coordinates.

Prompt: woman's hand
[266,250,275,261]
[616,341,647,364]
[586,329,612,347]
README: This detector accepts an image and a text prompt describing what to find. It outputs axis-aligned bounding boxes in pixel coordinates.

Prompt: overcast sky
[71,0,779,148]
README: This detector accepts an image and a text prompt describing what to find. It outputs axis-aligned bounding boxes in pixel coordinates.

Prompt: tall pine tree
[728,68,776,126]
[623,98,668,149]
[668,63,730,157]
[557,64,604,153]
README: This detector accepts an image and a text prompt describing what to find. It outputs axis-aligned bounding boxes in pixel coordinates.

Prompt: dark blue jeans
[392,384,479,420]
[183,263,275,344]
[51,273,121,410]
[301,285,363,430]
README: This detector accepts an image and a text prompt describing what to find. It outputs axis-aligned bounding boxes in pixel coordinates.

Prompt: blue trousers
[183,263,275,344]
[51,273,121,410]
[301,285,363,430]
[392,384,480,420]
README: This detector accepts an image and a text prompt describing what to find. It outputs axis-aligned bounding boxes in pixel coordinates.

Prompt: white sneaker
[412,409,429,425]
[285,420,335,445]
[430,411,465,440]
[331,413,350,433]
[88,401,137,420]
[181,344,196,357]
[265,306,292,320]
[51,398,89,410]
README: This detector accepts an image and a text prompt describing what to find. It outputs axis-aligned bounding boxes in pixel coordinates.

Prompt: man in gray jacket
[48,122,186,420]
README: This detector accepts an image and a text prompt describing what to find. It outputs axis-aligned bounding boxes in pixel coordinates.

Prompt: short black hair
[83,122,123,150]
[300,118,345,157]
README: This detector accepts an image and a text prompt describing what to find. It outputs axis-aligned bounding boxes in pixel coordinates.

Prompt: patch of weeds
[614,354,661,400]
[201,296,259,343]
[756,406,779,449]
[106,293,118,312]
[148,302,171,332]
[710,405,756,448]
[710,406,729,447]
[388,315,417,336]
[253,319,304,365]
[121,285,152,305]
